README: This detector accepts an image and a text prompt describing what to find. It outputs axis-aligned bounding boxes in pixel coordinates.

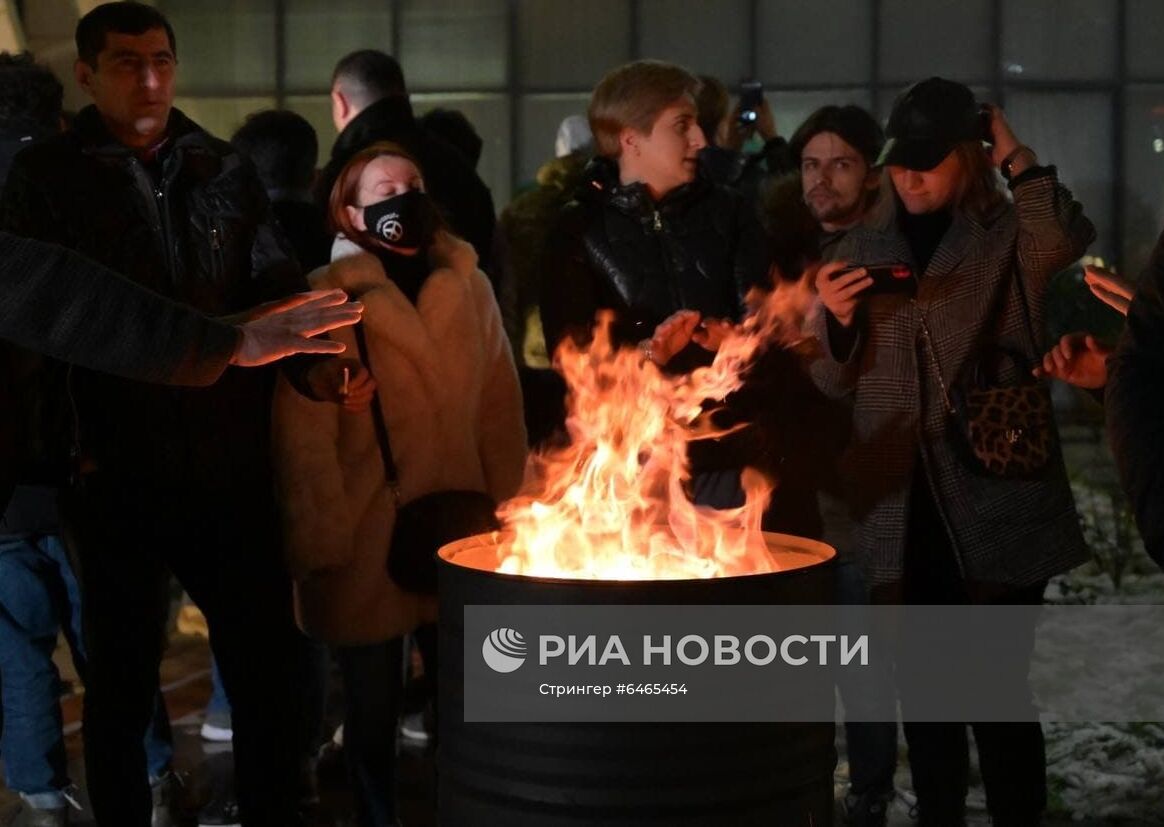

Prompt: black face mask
[362,189,440,250]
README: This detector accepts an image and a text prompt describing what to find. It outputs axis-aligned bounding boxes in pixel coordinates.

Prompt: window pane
[173,97,277,143]
[413,94,510,207]
[1121,86,1164,278]
[1006,91,1114,261]
[160,1,276,95]
[640,0,749,83]
[758,0,871,86]
[284,0,394,93]
[518,0,630,89]
[518,94,592,187]
[400,0,507,91]
[771,89,875,142]
[879,0,991,84]
[1002,0,1115,81]
[1128,0,1164,80]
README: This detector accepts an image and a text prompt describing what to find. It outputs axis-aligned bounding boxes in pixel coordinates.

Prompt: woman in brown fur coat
[272,142,526,826]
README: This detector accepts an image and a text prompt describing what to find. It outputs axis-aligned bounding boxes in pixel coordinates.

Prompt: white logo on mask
[375,212,404,243]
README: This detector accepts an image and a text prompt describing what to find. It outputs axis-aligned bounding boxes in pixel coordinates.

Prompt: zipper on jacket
[128,157,177,283]
[648,208,685,310]
[156,182,179,285]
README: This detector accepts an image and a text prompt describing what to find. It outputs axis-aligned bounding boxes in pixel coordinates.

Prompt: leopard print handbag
[957,382,1053,477]
[919,318,1053,479]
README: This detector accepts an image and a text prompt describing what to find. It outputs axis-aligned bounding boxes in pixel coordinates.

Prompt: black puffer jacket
[319,96,496,272]
[0,106,312,492]
[540,157,767,369]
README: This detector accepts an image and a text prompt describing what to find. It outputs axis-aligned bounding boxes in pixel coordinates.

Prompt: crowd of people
[0,2,1162,827]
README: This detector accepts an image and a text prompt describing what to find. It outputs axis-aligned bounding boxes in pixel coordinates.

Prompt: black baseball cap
[876,77,983,171]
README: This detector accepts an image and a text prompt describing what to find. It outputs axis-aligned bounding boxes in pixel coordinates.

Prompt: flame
[496,277,819,581]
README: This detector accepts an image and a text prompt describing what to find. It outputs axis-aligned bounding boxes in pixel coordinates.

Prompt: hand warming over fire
[645,310,734,365]
[1084,264,1134,316]
[1034,332,1111,389]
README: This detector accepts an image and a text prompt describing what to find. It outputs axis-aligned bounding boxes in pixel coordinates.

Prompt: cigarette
[341,366,350,396]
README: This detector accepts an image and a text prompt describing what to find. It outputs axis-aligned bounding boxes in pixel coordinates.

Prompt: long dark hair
[951,140,1007,220]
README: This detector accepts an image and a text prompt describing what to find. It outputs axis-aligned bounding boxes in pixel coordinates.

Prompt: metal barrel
[437,533,838,827]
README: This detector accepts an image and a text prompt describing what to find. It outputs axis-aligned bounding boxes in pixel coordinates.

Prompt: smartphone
[738,80,763,127]
[834,264,918,297]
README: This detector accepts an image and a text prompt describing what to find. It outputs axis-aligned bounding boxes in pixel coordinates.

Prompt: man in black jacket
[539,62,766,366]
[0,5,363,825]
[539,61,769,515]
[321,49,496,270]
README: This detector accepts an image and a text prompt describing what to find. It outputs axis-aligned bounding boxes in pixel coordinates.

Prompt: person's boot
[842,788,894,827]
[200,709,233,743]
[11,805,68,827]
[151,772,184,827]
[196,791,241,827]
[11,790,79,827]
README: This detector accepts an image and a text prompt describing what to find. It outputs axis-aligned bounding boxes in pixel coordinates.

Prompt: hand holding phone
[833,263,917,297]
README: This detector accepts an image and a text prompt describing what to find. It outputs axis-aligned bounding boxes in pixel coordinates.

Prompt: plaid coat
[807,169,1094,588]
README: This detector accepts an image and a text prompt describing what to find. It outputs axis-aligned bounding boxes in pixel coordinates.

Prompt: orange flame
[496,277,819,580]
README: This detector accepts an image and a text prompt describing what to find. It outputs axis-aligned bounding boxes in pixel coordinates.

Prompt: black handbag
[917,276,1053,480]
[353,322,500,594]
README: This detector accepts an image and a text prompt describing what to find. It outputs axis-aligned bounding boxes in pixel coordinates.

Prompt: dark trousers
[336,624,437,827]
[64,477,305,827]
[894,468,1047,826]
[834,557,899,797]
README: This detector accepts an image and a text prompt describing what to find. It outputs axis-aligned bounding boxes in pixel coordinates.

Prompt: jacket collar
[316,231,478,300]
[332,96,415,163]
[579,156,711,222]
[72,104,209,159]
[865,191,1008,282]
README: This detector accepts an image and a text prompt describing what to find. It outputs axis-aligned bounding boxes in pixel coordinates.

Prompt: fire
[495,277,818,581]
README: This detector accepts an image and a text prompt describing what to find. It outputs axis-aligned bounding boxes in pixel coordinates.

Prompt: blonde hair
[588,60,700,158]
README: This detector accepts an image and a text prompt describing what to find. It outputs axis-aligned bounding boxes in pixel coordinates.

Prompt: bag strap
[916,261,1043,416]
[351,320,402,503]
[916,309,957,417]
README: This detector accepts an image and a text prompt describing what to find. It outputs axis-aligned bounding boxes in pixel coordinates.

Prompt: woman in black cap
[810,77,1095,825]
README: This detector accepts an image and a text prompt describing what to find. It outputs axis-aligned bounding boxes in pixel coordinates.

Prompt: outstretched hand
[1033,332,1112,390]
[1084,265,1134,316]
[644,310,733,366]
[228,289,362,367]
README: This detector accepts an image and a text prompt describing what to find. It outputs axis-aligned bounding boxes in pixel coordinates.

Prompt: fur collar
[307,231,478,299]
